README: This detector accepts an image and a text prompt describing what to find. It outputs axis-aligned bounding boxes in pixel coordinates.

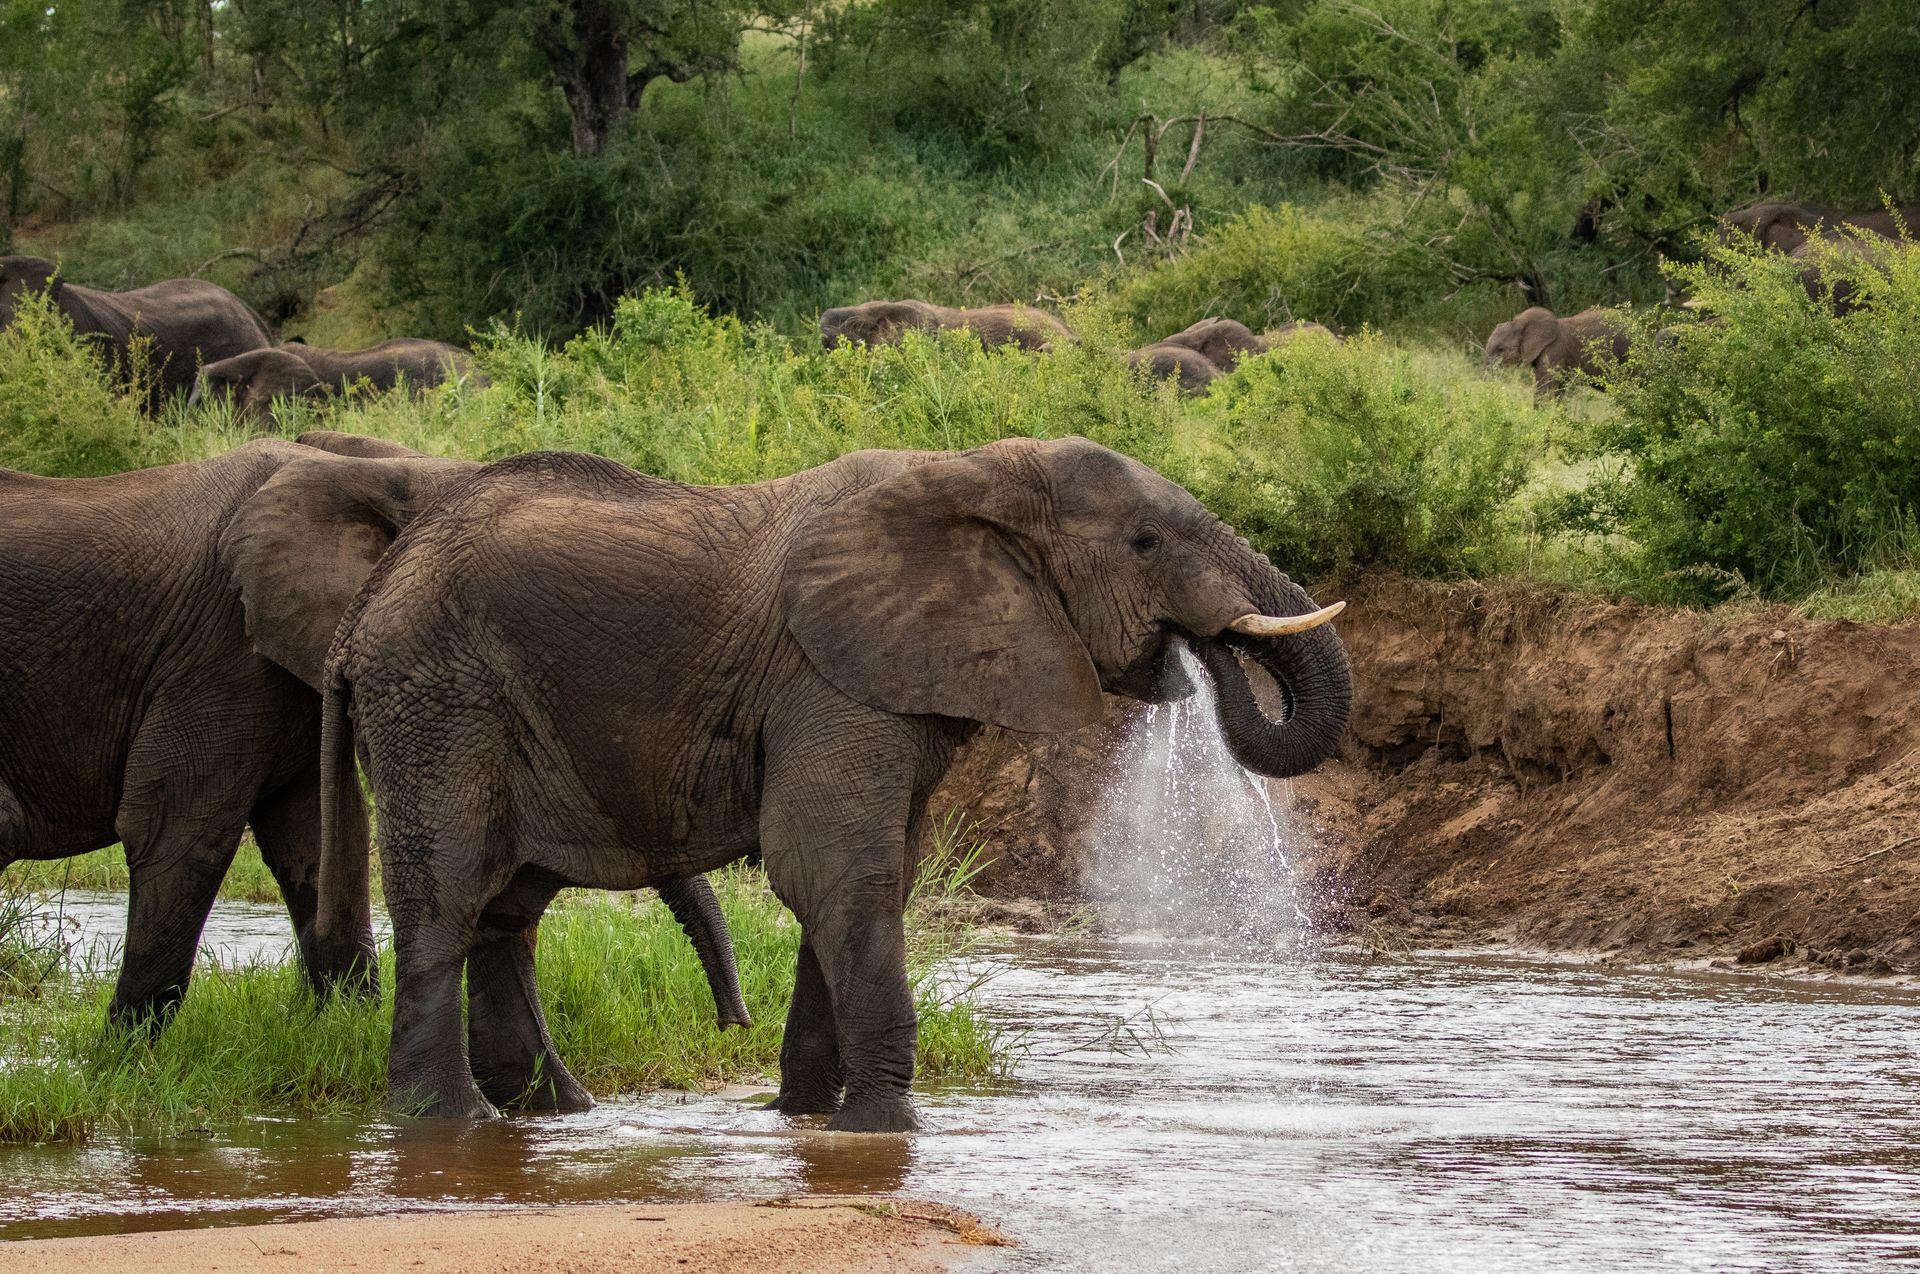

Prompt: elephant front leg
[766,939,843,1115]
[803,904,917,1132]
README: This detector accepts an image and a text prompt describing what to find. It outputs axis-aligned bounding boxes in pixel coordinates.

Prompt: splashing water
[1091,642,1320,952]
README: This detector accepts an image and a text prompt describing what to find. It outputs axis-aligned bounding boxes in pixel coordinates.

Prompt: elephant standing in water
[191,339,485,423]
[0,255,272,408]
[1483,305,1631,397]
[300,436,1351,1128]
[819,300,1074,352]
[0,434,748,1032]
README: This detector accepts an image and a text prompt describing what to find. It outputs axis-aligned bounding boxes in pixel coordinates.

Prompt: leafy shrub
[0,291,152,476]
[1561,238,1920,600]
[1176,328,1544,578]
[1107,202,1451,342]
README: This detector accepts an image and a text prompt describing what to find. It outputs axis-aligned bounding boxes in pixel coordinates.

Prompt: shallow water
[4,909,1920,1271]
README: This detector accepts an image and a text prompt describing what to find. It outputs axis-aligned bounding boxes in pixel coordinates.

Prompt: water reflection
[4,937,1918,1270]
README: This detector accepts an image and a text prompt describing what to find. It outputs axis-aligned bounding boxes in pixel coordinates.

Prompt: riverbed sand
[0,1199,1001,1273]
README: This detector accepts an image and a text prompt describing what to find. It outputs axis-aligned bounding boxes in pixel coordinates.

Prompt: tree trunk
[536,0,631,160]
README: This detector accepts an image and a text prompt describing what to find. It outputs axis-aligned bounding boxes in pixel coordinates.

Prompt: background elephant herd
[0,255,481,420]
[1482,197,1918,397]
[0,423,1350,1131]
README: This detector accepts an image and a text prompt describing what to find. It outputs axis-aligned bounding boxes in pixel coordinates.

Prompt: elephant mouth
[1112,628,1198,704]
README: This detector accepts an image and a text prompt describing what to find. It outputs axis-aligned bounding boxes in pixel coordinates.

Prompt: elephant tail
[314,668,378,996]
[657,874,753,1030]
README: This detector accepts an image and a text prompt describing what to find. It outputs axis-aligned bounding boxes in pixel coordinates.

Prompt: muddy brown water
[8,897,1920,1270]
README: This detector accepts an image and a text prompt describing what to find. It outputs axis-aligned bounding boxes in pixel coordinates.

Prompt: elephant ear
[782,446,1104,734]
[219,451,476,689]
[1518,311,1559,365]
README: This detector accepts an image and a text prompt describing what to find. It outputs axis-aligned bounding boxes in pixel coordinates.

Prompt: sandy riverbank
[0,1199,1002,1273]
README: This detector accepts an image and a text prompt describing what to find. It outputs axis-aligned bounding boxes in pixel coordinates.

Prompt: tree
[531,0,748,157]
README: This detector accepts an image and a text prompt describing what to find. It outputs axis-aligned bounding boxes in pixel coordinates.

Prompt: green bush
[0,290,152,476]
[1107,202,1452,342]
[1561,237,1920,601]
[1176,328,1545,579]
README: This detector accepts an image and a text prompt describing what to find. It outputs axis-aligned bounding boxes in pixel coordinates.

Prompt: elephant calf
[1483,305,1631,397]
[192,339,484,424]
[819,299,1073,353]
[0,255,272,410]
[1130,317,1336,395]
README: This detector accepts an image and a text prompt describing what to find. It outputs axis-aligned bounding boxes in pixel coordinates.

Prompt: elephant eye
[1131,528,1162,555]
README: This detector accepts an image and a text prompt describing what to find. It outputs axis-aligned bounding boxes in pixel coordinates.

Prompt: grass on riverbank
[0,850,1008,1145]
[2,841,284,903]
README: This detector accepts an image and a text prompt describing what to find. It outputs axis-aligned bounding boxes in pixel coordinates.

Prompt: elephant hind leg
[250,767,376,999]
[466,867,593,1114]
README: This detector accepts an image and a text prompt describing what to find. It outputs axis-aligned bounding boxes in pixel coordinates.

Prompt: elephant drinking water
[286,436,1351,1130]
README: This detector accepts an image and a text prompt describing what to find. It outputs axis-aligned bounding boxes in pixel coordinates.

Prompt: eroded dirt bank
[0,1200,997,1273]
[933,575,1920,972]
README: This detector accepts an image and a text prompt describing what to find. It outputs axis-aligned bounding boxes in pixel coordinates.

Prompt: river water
[5,899,1920,1270]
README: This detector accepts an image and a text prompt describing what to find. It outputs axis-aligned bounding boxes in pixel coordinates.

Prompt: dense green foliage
[1561,238,1920,603]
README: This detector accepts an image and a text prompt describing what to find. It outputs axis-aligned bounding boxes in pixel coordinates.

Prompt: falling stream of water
[1090,643,1318,949]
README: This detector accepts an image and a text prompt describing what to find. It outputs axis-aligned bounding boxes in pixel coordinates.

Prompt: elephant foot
[495,1064,596,1115]
[768,1088,842,1117]
[826,1095,919,1133]
[387,1079,501,1120]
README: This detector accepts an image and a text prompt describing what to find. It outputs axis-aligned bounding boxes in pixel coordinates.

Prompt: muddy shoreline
[935,574,1920,976]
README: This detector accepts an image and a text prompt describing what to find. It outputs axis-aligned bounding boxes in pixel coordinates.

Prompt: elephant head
[783,437,1351,778]
[1483,306,1559,370]
[190,348,327,420]
[818,300,941,349]
[0,256,61,327]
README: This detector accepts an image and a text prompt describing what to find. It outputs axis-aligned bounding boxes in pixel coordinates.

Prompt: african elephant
[819,300,1074,352]
[0,255,272,409]
[1723,200,1920,254]
[293,436,1352,1129]
[1128,342,1222,393]
[1156,317,1268,371]
[190,339,485,423]
[1483,305,1631,397]
[0,433,749,1033]
[1790,234,1892,315]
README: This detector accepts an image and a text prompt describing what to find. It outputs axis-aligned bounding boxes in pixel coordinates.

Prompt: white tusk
[1227,601,1346,637]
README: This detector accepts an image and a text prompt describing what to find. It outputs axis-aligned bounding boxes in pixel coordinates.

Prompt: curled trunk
[1196,580,1352,779]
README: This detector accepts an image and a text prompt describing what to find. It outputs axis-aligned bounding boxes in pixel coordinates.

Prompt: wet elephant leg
[761,745,920,1133]
[250,766,376,999]
[383,843,500,1119]
[110,809,246,1032]
[466,868,593,1114]
[766,939,843,1115]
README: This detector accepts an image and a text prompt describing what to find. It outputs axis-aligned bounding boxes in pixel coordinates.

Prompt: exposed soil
[933,574,1920,974]
[0,1200,999,1273]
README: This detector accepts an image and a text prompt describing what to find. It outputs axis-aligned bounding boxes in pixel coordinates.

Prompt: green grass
[0,849,1008,1145]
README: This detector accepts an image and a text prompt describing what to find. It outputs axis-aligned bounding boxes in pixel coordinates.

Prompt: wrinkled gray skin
[1722,200,1920,254]
[309,436,1352,1130]
[0,432,748,1034]
[1790,235,1892,315]
[0,255,272,410]
[1157,317,1268,371]
[819,300,1074,352]
[190,340,485,424]
[1483,305,1631,397]
[1129,342,1222,393]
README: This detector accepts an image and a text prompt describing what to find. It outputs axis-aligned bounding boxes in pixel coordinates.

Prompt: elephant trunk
[657,875,752,1029]
[1195,576,1352,780]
